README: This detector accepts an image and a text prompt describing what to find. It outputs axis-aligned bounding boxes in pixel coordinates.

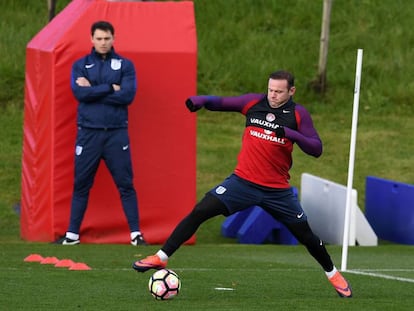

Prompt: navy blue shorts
[208,174,307,224]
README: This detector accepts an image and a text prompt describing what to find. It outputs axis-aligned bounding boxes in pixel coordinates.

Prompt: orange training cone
[40,256,59,264]
[24,254,44,262]
[69,262,91,270]
[55,259,75,268]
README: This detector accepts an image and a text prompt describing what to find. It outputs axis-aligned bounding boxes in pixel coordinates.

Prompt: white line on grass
[346,269,414,283]
[214,287,235,291]
[11,266,414,284]
[352,269,414,272]
[103,268,320,272]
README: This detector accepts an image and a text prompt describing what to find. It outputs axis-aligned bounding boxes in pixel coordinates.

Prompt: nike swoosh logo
[335,285,352,297]
[85,64,95,69]
[296,212,304,219]
[122,145,129,150]
[283,110,290,113]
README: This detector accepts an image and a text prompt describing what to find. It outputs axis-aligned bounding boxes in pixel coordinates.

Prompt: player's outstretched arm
[185,94,264,113]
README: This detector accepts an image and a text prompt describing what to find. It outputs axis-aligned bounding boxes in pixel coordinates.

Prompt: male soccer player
[133,70,352,297]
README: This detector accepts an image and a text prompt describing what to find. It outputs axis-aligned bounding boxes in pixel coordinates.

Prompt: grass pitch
[1,243,413,310]
[1,1,414,310]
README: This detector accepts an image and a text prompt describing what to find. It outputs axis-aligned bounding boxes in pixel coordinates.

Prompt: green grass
[0,105,22,241]
[2,0,414,239]
[0,1,69,107]
[1,1,414,309]
[1,244,414,310]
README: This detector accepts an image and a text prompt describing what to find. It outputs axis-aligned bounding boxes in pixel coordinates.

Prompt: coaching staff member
[56,21,146,246]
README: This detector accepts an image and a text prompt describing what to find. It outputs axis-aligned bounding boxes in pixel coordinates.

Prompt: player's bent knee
[191,194,228,220]
[286,221,319,245]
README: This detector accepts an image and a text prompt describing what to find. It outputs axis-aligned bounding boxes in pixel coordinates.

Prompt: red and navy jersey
[188,94,322,189]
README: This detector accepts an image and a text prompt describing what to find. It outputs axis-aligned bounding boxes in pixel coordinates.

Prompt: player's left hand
[275,125,285,138]
[76,77,91,87]
[185,98,200,112]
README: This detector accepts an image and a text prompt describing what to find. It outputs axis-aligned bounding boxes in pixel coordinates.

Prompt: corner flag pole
[341,49,363,271]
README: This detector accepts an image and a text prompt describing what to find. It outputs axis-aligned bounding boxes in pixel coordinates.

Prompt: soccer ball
[148,269,181,300]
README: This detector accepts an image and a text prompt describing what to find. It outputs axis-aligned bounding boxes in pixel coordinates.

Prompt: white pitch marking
[214,287,235,291]
[346,269,414,283]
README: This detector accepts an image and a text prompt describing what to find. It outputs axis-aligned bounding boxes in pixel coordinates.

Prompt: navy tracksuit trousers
[67,127,139,234]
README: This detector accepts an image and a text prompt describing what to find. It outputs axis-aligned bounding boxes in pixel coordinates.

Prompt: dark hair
[91,21,115,36]
[269,70,295,89]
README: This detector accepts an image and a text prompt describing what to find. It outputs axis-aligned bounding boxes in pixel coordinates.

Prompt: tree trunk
[48,0,57,21]
[309,0,333,93]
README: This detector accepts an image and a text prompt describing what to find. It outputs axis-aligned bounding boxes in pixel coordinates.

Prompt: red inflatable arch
[21,0,197,244]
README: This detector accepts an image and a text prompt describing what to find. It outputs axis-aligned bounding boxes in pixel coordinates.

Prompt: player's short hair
[91,21,115,36]
[269,70,295,89]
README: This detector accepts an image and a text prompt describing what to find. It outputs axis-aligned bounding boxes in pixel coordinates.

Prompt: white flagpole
[341,49,363,271]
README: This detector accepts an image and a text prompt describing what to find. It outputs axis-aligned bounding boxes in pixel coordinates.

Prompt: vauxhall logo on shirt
[248,113,285,144]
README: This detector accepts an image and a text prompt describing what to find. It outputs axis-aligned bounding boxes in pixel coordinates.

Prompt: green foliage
[192,0,414,217]
[0,105,23,240]
[1,1,414,243]
[0,0,71,107]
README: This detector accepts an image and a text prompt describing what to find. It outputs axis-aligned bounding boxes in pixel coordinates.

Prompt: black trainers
[54,236,80,245]
[131,233,147,246]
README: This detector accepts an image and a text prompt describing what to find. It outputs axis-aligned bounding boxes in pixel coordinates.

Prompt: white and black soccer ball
[148,269,181,300]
